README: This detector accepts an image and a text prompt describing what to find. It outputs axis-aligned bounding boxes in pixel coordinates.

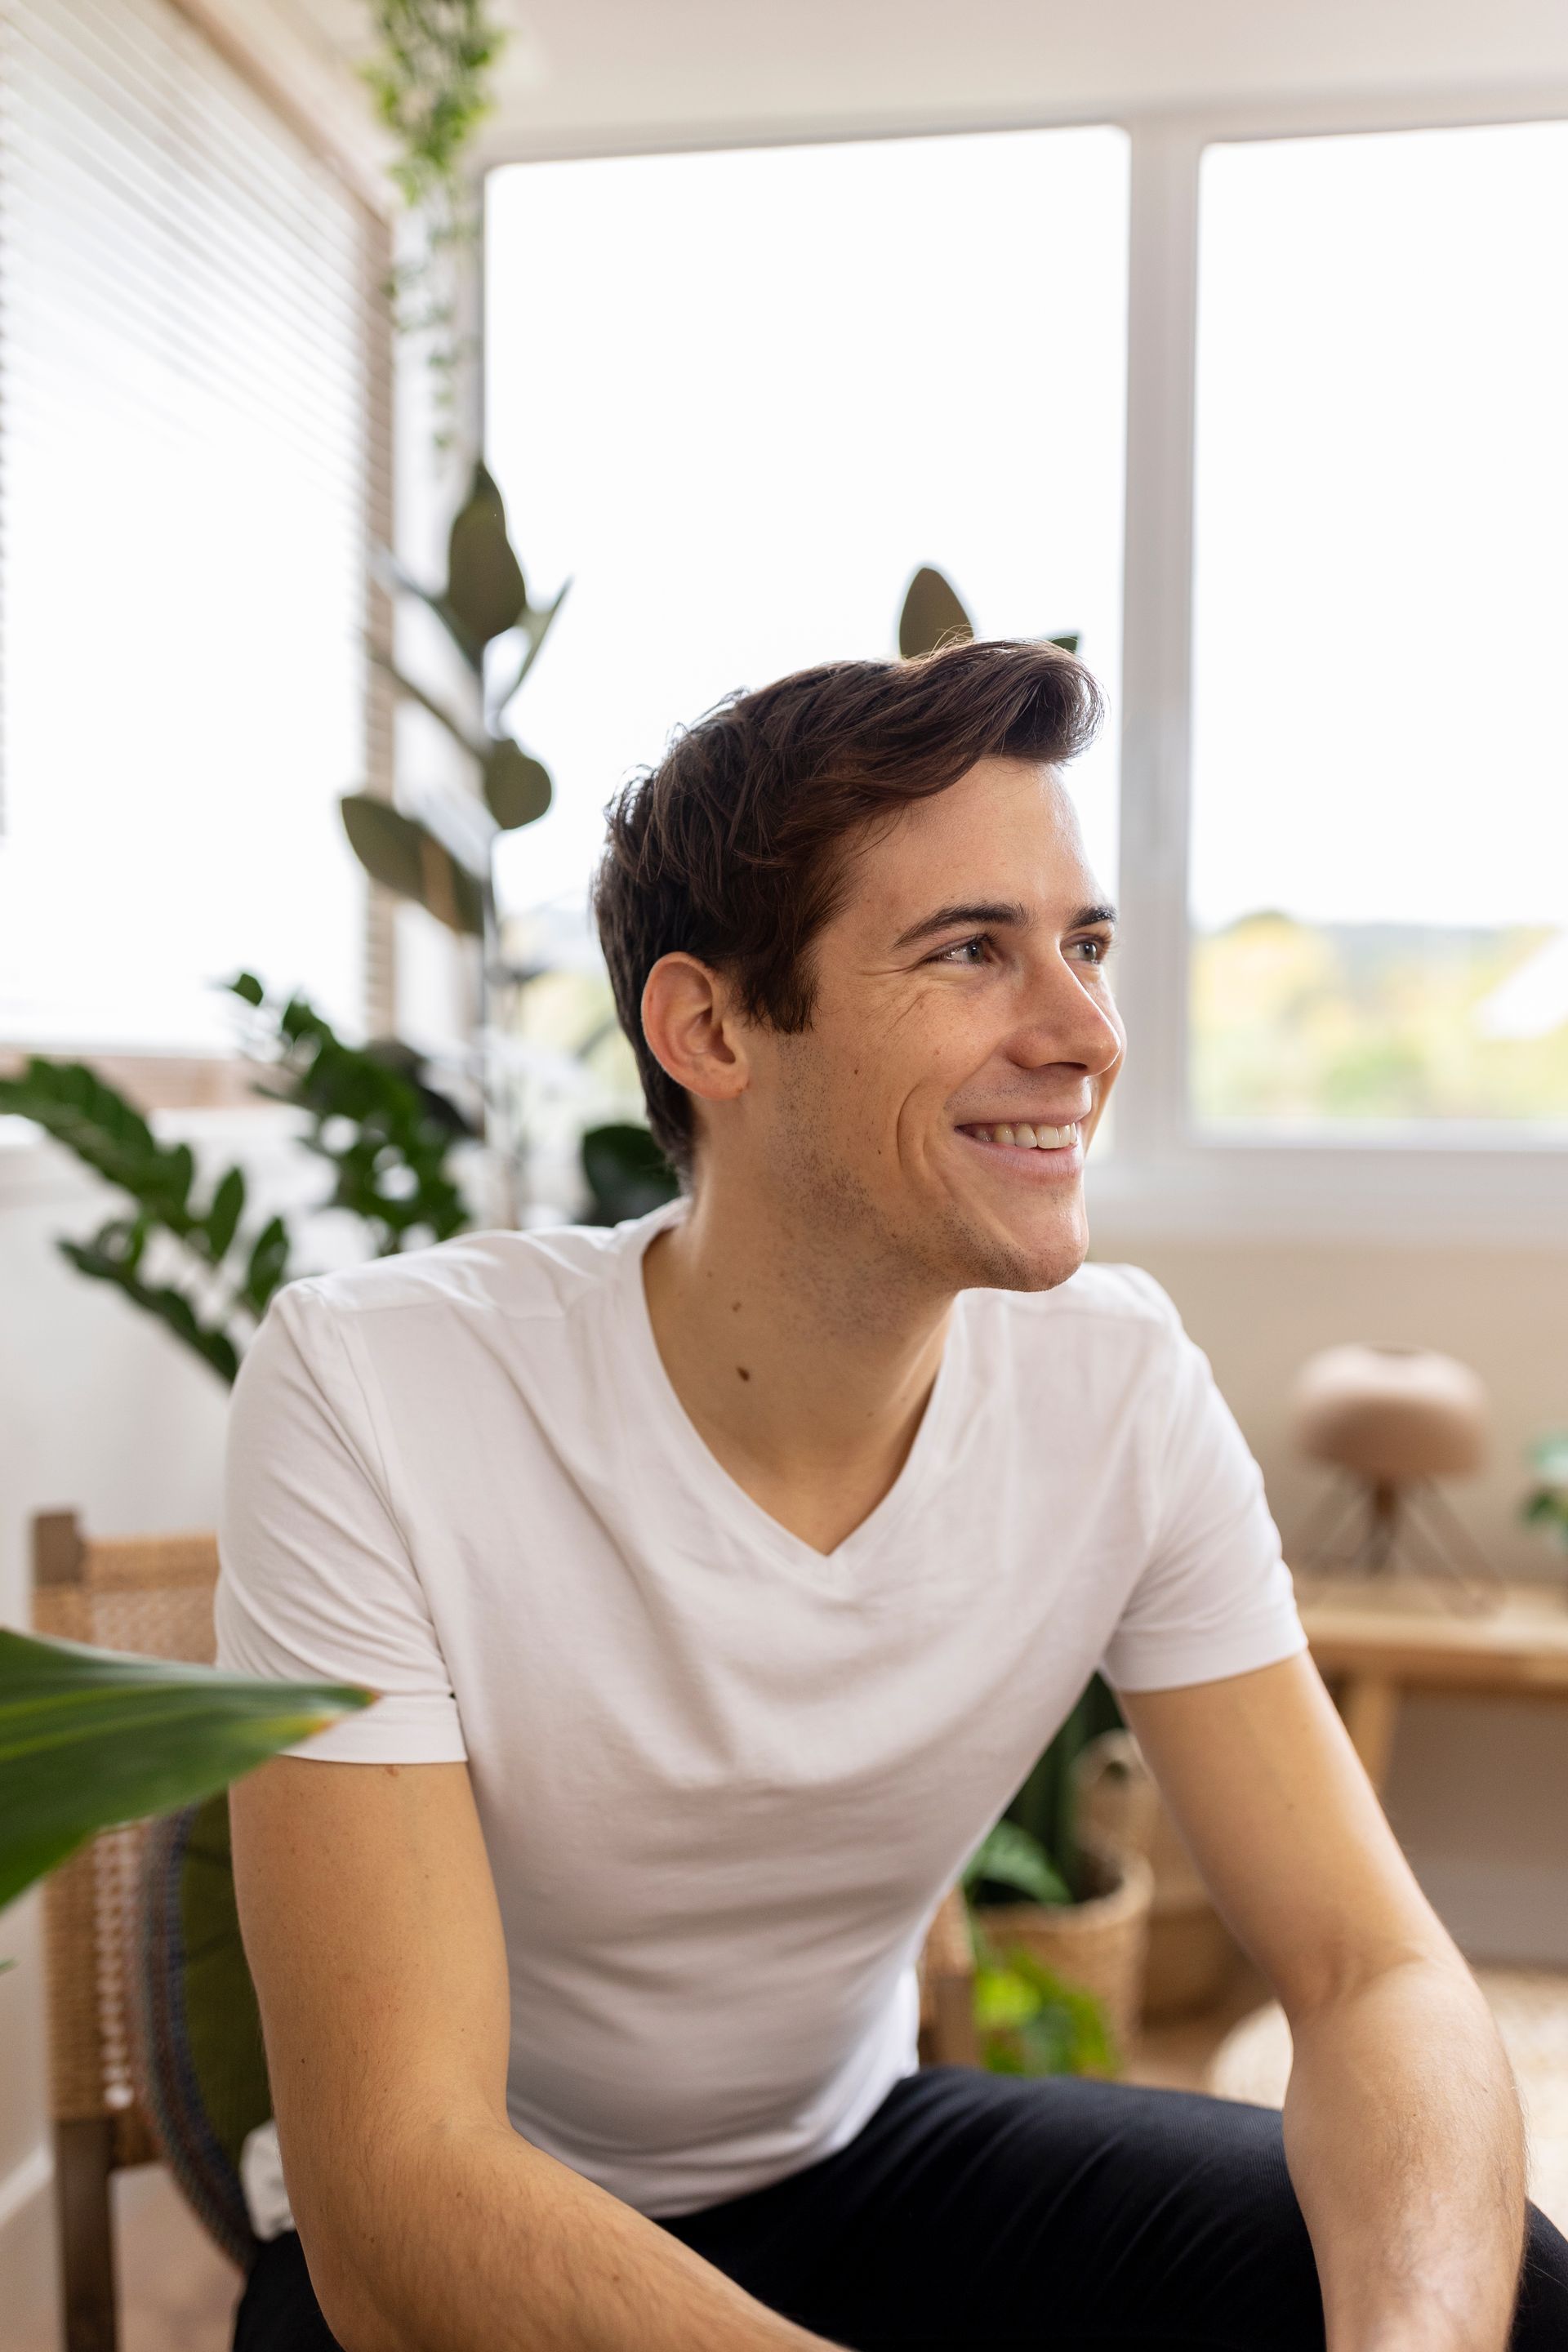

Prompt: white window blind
[0,0,376,1052]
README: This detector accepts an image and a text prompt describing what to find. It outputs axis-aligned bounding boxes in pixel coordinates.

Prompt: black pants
[234,2068,1568,2350]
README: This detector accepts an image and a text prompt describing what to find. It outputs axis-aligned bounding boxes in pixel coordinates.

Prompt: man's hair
[592,637,1104,1175]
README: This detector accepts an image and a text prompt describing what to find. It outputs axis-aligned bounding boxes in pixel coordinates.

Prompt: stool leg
[53,2118,118,2352]
[1340,1673,1401,1797]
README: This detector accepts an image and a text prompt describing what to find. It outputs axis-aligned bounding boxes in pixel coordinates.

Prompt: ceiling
[280,0,1568,172]
[226,0,1568,193]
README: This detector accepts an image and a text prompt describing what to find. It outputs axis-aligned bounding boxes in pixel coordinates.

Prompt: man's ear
[640,954,751,1110]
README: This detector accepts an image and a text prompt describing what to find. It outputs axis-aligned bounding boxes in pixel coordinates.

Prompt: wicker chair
[28,1506,979,2350]
[29,1508,229,2352]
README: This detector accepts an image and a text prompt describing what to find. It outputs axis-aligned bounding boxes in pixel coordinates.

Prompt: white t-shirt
[216,1200,1305,2216]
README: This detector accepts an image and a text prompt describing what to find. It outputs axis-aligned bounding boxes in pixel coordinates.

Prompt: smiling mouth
[958,1121,1080,1152]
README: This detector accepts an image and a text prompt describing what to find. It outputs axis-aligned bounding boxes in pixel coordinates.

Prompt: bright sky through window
[484,129,1129,937]
[1189,121,1568,1125]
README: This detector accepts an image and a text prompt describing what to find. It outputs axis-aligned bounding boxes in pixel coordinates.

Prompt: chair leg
[53,2118,118,2352]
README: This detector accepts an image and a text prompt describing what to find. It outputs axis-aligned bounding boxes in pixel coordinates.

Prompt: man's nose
[1013,960,1125,1076]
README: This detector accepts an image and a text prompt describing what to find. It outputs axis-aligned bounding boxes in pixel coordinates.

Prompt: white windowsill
[1087,1136,1568,1250]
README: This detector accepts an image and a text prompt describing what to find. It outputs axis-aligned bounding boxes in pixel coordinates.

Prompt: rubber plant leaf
[898,566,974,659]
[488,577,572,720]
[371,544,483,673]
[0,1628,374,1915]
[340,796,485,935]
[446,461,527,647]
[483,741,552,831]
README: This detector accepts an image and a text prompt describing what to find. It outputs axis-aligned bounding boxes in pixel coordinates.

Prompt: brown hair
[593,637,1104,1175]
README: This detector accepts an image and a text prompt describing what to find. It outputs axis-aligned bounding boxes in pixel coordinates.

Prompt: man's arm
[230,1755,842,2352]
[1120,1653,1526,2352]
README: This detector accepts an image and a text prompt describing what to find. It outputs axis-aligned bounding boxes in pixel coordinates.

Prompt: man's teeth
[966,1122,1080,1150]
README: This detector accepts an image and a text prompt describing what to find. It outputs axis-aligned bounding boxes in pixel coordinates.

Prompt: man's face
[743,756,1125,1296]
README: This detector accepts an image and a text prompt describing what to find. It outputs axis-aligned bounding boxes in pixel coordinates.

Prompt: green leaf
[898,566,974,659]
[445,461,527,646]
[0,1628,373,1914]
[230,971,265,1009]
[342,793,428,902]
[1049,632,1080,655]
[483,740,551,830]
[972,1946,1116,2078]
[581,1125,679,1225]
[489,577,571,718]
[59,1240,241,1383]
[363,1040,480,1139]
[0,1060,181,1223]
[203,1165,246,1261]
[371,545,483,672]
[341,795,486,936]
[964,1819,1072,1908]
[241,1217,291,1317]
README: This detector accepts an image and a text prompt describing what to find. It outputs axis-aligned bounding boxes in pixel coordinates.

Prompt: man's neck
[640,1178,953,1557]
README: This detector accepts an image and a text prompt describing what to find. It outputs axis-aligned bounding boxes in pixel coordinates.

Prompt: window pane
[484,129,1128,935]
[1189,123,1568,1130]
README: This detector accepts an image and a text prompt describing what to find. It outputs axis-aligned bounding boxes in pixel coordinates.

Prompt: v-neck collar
[609,1200,969,1588]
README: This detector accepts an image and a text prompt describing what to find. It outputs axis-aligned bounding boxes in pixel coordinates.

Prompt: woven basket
[1078,1729,1234,2020]
[977,1842,1153,2065]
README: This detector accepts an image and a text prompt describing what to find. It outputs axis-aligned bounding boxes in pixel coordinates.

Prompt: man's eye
[1072,937,1110,966]
[933,935,991,965]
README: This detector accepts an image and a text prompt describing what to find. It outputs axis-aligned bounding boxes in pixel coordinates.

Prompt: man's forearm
[313,2112,842,2352]
[1282,1955,1526,2352]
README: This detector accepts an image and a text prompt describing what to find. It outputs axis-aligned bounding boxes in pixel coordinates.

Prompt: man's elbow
[277,2203,414,2352]
[309,2253,408,2352]
[1281,1931,1476,2032]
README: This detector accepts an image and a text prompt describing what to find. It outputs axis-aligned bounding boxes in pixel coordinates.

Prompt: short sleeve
[1100,1307,1307,1695]
[215,1281,468,1763]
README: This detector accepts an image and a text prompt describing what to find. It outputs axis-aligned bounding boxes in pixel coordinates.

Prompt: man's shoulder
[272,1218,638,1340]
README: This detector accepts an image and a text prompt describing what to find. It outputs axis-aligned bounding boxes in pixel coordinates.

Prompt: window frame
[1110,87,1568,1247]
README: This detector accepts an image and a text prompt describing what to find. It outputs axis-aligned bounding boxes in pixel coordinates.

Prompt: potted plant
[963,1679,1154,2072]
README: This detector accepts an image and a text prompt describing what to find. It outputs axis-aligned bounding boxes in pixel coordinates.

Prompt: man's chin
[939,1196,1090,1295]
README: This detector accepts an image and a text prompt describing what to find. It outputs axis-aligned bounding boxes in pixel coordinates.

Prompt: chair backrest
[30,1510,221,2173]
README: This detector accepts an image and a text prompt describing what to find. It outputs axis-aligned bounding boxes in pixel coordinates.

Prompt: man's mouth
[957,1121,1080,1152]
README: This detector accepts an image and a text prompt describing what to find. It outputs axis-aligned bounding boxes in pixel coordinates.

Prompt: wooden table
[1298,1577,1568,1795]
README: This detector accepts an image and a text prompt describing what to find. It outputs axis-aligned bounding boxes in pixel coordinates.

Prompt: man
[222,639,1567,2351]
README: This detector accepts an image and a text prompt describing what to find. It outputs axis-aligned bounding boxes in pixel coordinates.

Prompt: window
[1189,122,1568,1134]
[483,128,1129,932]
[0,0,380,1056]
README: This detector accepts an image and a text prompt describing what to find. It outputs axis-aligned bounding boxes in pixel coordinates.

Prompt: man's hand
[1121,1654,1526,2352]
[230,1754,843,2352]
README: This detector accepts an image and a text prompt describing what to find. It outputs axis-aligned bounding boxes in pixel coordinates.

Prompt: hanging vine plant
[363,1,507,442]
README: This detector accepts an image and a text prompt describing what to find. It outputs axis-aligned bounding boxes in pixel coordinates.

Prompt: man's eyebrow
[890,899,1119,951]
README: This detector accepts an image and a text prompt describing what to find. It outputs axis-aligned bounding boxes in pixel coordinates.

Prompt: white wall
[1097,1227,1568,1964]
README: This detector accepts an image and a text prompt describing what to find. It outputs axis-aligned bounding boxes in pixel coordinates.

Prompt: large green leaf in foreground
[0,1628,374,1913]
